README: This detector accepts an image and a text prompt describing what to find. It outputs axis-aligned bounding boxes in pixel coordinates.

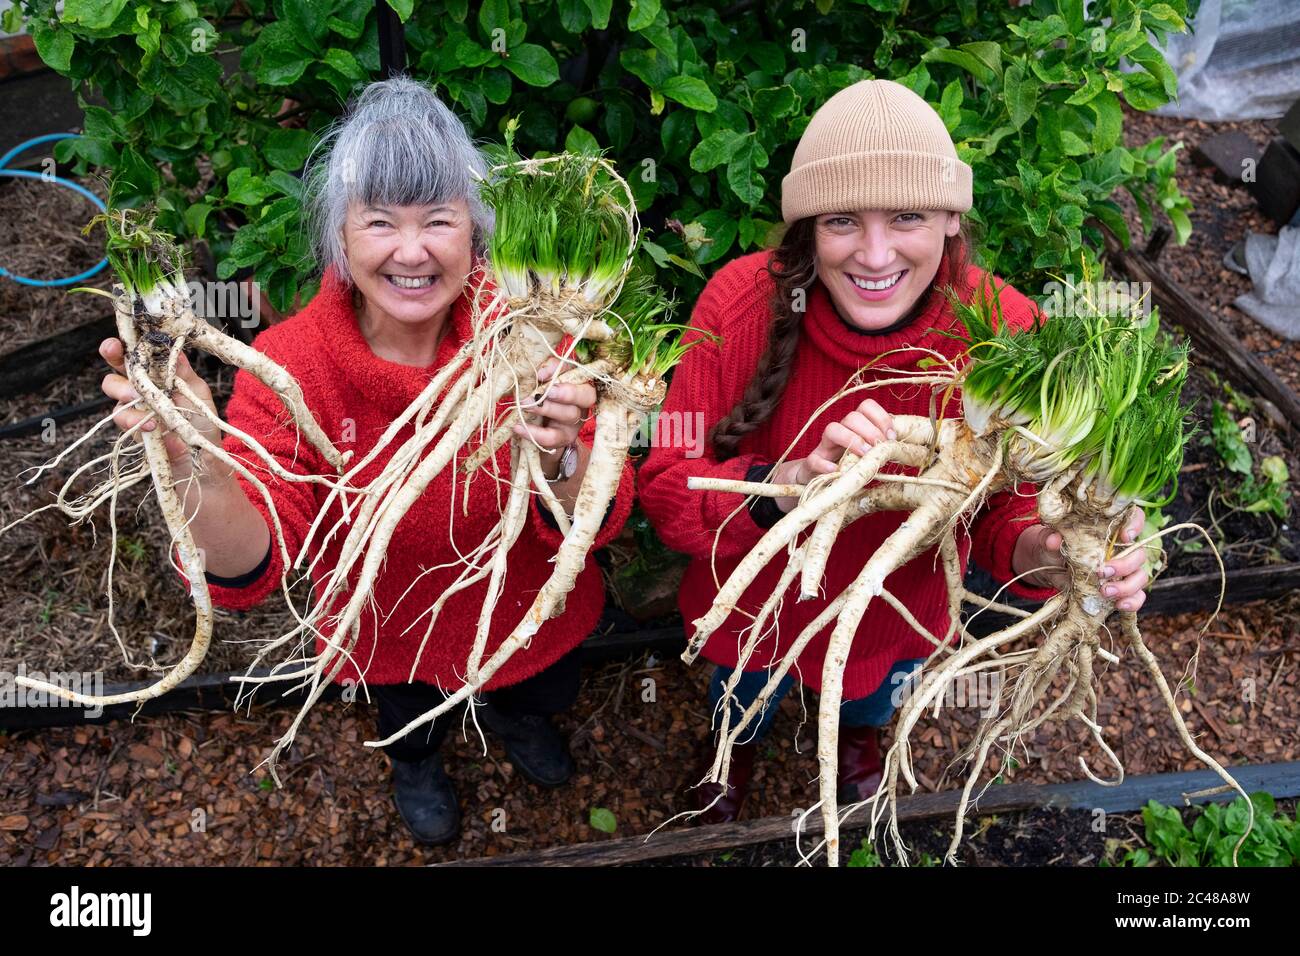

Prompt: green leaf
[689,129,745,172]
[938,79,962,133]
[323,48,366,81]
[266,268,298,313]
[111,147,161,204]
[62,0,129,31]
[922,47,994,85]
[1145,3,1187,31]
[1090,90,1123,153]
[247,21,312,86]
[959,41,1002,78]
[1066,73,1106,106]
[480,68,512,104]
[226,167,272,206]
[32,25,75,73]
[556,0,590,33]
[564,125,600,155]
[387,0,414,22]
[1210,400,1253,476]
[659,75,716,111]
[589,807,617,833]
[1002,63,1038,131]
[266,169,304,201]
[692,209,738,265]
[641,239,704,278]
[585,0,612,30]
[628,0,661,32]
[455,38,496,68]
[726,135,768,207]
[753,86,797,119]
[1121,72,1168,111]
[1025,204,1050,237]
[282,0,329,49]
[327,12,366,39]
[184,202,213,239]
[1059,130,1090,156]
[660,109,694,161]
[1089,201,1131,246]
[1261,456,1289,486]
[1167,207,1191,245]
[1016,159,1042,194]
[746,41,786,74]
[604,101,635,152]
[502,44,560,87]
[478,0,510,37]
[264,128,315,172]
[1128,42,1179,99]
[620,48,673,89]
[1058,204,1084,229]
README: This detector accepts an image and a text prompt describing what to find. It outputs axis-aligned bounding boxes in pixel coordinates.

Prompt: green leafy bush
[10,0,1192,311]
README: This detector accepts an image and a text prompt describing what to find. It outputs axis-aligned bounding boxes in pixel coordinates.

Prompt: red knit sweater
[176,265,633,690]
[637,250,1058,699]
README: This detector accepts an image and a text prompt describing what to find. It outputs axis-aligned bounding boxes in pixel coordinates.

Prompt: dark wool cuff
[745,463,784,529]
[204,542,273,589]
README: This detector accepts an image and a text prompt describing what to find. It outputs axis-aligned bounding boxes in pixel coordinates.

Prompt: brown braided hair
[708,216,974,461]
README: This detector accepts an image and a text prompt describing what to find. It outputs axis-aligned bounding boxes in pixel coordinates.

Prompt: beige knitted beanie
[781,79,972,223]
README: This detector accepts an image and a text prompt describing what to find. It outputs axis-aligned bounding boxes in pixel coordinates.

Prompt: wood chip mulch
[1119,108,1300,397]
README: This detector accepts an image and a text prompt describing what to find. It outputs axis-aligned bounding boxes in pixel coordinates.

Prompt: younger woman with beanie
[637,79,1151,822]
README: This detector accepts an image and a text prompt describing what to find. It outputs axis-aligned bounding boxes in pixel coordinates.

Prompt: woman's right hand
[771,398,897,513]
[99,338,223,473]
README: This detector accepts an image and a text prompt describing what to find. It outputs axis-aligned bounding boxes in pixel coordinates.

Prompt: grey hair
[301,74,494,286]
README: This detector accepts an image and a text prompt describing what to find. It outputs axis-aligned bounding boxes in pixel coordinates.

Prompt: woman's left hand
[1013,506,1150,611]
[514,357,597,479]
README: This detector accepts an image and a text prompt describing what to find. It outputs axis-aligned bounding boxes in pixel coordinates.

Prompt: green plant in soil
[1206,399,1291,521]
[1101,793,1300,867]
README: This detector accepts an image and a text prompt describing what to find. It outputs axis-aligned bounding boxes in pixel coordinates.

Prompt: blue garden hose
[0,133,109,287]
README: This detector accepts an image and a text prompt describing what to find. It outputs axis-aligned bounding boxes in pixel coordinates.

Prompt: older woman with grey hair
[97,76,634,847]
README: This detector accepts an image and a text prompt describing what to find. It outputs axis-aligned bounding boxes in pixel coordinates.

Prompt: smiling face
[340,198,475,333]
[814,209,961,330]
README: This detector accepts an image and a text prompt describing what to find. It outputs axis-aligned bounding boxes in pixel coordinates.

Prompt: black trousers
[372,647,582,763]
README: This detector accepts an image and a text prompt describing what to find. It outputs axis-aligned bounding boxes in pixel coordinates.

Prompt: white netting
[1149,0,1300,120]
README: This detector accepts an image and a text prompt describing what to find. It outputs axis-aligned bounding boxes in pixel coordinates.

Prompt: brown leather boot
[837,724,883,805]
[692,740,759,824]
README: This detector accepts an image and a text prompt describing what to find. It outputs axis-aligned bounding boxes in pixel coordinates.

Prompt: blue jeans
[707,657,926,743]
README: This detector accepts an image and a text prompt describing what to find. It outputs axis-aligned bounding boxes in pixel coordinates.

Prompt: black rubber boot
[391,752,460,846]
[479,701,576,788]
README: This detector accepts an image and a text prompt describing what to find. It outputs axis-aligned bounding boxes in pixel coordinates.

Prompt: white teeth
[389,275,434,289]
[850,271,903,291]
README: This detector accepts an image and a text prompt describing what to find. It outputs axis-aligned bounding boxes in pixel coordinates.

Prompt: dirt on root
[1,590,1296,866]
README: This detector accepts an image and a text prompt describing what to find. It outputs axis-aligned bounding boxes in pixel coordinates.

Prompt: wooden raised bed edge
[0,625,687,731]
[0,315,116,402]
[2,562,1295,731]
[435,761,1300,867]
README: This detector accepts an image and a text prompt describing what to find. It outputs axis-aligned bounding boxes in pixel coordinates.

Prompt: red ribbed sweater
[637,250,1058,698]
[176,265,633,689]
